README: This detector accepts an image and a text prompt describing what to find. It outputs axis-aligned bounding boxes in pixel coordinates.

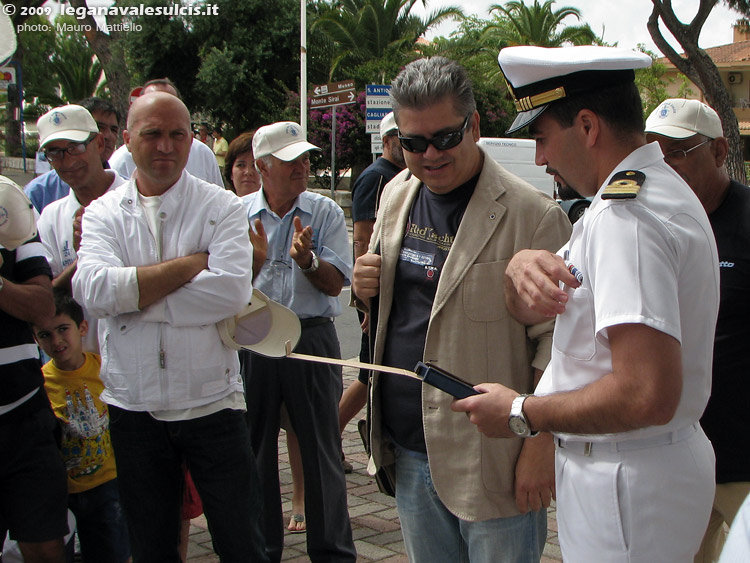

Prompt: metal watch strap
[300,251,319,273]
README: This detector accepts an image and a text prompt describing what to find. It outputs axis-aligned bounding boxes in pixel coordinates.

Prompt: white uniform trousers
[555,425,715,562]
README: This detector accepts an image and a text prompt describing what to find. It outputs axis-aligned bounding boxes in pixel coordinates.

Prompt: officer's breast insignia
[602,170,645,200]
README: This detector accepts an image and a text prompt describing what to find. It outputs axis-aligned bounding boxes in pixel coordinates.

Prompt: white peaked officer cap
[645,98,724,140]
[497,46,652,134]
[218,289,302,358]
[252,122,321,162]
[0,176,37,251]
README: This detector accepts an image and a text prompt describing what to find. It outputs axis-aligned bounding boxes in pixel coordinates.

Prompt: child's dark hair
[53,288,85,327]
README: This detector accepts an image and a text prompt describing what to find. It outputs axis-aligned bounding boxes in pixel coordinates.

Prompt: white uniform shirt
[37,171,127,353]
[109,138,224,187]
[536,142,719,442]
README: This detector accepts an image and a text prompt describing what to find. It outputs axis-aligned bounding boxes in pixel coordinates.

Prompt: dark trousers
[245,321,356,563]
[108,406,268,563]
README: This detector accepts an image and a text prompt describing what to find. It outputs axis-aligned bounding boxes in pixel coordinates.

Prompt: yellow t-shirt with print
[43,353,117,494]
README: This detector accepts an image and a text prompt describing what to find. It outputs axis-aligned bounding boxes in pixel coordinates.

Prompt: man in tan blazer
[352,57,571,563]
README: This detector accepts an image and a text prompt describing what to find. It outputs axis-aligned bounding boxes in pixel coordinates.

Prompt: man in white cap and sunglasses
[243,122,355,562]
[645,99,750,562]
[352,57,571,562]
[454,46,719,562]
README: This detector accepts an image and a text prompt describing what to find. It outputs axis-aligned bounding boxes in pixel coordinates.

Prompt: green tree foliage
[311,0,463,80]
[13,15,56,107]
[117,0,299,134]
[485,0,597,47]
[15,14,103,108]
[49,15,104,105]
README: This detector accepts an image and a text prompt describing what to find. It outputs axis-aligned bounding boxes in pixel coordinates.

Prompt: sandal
[288,513,306,533]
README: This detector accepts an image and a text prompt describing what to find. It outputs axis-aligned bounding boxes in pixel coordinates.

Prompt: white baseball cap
[218,289,301,358]
[252,122,320,161]
[37,105,99,149]
[379,112,398,138]
[0,176,37,250]
[498,46,652,133]
[645,99,724,140]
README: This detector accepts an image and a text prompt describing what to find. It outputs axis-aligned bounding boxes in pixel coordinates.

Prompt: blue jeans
[108,406,268,563]
[68,479,130,563]
[394,445,547,563]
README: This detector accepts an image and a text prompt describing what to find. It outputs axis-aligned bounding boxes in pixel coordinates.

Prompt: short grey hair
[390,57,476,120]
[256,155,274,173]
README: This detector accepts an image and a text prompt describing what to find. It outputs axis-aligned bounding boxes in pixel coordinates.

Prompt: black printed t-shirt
[380,175,477,453]
[702,180,750,483]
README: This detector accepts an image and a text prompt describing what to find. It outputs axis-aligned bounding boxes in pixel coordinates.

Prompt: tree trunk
[68,0,131,134]
[648,0,747,183]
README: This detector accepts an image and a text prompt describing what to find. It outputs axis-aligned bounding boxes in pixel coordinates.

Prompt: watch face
[509,415,527,436]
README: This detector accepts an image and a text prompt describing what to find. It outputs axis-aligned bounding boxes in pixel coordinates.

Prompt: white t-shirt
[536,142,720,442]
[109,138,224,187]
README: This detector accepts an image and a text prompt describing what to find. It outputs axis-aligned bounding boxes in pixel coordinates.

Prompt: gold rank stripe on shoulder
[602,170,645,200]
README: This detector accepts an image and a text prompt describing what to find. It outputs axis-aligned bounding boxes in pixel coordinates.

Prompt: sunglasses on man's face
[398,115,471,153]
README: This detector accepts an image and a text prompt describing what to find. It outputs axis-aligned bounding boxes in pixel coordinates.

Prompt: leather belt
[555,424,698,456]
[299,316,334,328]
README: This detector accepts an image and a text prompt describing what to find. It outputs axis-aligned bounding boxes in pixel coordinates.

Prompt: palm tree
[485,0,597,48]
[311,0,464,81]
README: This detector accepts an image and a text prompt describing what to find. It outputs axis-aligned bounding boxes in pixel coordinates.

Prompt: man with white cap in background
[0,177,68,563]
[454,46,719,562]
[72,91,267,562]
[35,105,127,353]
[243,121,355,562]
[25,97,121,214]
[338,111,406,471]
[645,98,750,562]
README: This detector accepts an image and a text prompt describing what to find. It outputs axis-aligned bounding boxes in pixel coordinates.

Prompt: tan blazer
[367,152,572,521]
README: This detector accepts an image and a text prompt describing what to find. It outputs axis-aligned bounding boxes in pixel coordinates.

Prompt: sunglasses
[398,115,471,153]
[43,135,97,162]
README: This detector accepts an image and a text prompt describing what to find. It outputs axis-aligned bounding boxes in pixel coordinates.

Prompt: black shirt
[0,236,52,410]
[702,180,750,483]
[380,176,477,453]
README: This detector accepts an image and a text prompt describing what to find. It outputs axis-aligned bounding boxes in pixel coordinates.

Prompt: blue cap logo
[657,103,675,119]
[51,111,67,126]
[286,124,299,137]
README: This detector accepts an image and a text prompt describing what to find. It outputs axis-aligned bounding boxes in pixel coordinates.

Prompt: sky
[415,0,744,54]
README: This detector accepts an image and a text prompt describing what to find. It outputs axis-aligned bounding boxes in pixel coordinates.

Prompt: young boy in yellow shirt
[32,290,131,563]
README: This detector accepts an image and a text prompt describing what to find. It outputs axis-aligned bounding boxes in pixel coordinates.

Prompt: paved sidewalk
[185,366,563,562]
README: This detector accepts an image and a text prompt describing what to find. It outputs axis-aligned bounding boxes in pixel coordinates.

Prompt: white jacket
[72,171,253,411]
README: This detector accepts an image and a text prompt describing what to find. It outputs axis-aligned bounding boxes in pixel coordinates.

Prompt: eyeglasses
[43,136,96,162]
[663,139,711,163]
[398,115,471,153]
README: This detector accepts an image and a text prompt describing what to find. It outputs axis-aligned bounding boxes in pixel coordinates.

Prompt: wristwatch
[300,251,320,274]
[509,394,538,438]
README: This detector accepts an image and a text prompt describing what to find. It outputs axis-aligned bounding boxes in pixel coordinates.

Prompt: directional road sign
[310,90,356,108]
[311,79,356,108]
[365,84,393,133]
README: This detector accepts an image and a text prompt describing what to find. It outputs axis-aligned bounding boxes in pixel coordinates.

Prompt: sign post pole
[330,107,336,198]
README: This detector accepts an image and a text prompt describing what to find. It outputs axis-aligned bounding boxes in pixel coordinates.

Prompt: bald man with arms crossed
[73,92,268,563]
